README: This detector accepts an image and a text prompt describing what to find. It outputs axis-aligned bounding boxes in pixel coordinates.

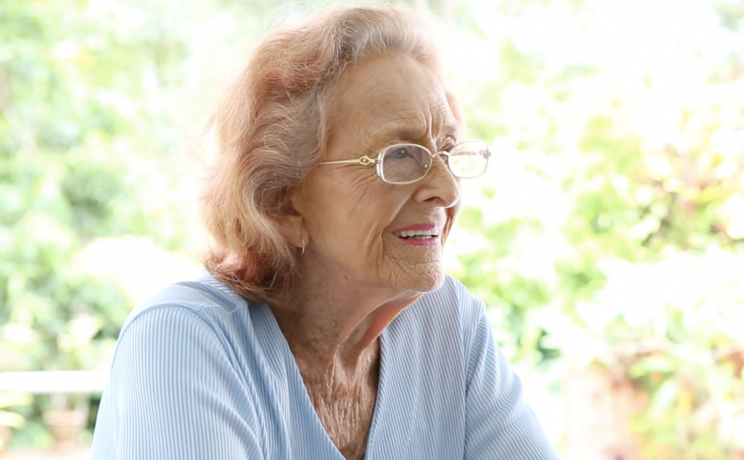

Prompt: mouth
[391,224,444,245]
[392,228,441,240]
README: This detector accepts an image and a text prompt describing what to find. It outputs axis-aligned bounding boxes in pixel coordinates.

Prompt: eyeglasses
[317,140,491,185]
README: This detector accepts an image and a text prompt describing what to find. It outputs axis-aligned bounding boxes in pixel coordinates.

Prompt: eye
[381,144,431,183]
[388,146,416,160]
[439,136,457,152]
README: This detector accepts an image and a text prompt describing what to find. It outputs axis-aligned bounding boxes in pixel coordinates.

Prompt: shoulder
[107,272,269,400]
[111,272,265,380]
[396,275,488,364]
[119,271,251,340]
[411,276,495,377]
[94,274,269,460]
[413,273,477,305]
[419,275,485,311]
[413,275,487,334]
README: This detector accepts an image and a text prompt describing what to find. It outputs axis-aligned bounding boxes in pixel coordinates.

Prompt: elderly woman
[91,6,558,460]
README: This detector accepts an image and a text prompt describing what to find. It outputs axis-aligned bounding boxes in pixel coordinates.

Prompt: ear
[275,188,306,249]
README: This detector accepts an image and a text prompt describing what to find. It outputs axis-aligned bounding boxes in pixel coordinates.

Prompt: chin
[400,267,446,294]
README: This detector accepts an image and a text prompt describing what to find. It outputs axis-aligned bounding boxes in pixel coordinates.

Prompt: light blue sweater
[90,272,559,459]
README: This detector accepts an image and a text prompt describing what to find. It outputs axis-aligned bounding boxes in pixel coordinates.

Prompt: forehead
[328,53,457,148]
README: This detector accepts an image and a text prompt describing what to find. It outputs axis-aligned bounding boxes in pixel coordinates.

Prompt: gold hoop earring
[300,238,305,255]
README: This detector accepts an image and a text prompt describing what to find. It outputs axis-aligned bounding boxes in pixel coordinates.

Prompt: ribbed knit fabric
[90,272,559,459]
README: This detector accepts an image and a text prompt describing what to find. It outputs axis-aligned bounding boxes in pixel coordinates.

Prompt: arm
[464,302,560,460]
[90,305,264,460]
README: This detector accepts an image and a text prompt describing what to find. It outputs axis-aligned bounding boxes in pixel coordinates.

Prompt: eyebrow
[370,124,459,148]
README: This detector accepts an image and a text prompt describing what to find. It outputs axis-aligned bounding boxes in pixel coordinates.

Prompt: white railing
[0,371,108,394]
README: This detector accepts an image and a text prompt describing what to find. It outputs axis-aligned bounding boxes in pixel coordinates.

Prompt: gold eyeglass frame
[318,140,491,185]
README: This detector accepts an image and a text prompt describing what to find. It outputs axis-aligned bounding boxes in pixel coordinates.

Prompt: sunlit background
[1,0,743,458]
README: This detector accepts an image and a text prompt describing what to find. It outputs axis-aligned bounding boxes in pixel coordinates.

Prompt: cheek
[345,187,404,254]
[349,172,387,198]
[307,176,401,251]
[343,175,402,224]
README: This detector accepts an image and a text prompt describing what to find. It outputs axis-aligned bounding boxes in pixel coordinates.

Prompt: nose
[412,156,461,209]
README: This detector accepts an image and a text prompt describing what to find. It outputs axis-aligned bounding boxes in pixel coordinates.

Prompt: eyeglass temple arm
[318,156,378,166]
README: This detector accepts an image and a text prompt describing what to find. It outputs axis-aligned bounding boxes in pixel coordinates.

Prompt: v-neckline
[198,274,417,459]
[261,303,393,460]
[296,326,387,459]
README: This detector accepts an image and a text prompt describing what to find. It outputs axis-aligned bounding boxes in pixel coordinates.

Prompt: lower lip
[396,235,440,246]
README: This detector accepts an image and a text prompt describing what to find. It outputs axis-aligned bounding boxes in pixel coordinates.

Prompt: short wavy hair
[196,6,462,303]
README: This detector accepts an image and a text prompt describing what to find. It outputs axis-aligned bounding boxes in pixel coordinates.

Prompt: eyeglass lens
[380,141,488,183]
[448,141,489,178]
[380,145,432,183]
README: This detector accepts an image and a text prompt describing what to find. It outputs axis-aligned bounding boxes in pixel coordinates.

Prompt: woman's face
[293,53,461,297]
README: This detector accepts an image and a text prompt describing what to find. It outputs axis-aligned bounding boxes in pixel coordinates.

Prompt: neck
[269,258,419,377]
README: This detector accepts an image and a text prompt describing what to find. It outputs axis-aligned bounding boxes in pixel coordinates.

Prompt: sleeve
[90,305,264,460]
[463,299,560,460]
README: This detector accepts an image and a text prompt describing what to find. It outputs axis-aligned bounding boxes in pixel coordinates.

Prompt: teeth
[394,228,441,238]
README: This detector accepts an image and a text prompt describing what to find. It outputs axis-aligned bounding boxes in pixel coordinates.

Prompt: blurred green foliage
[0,0,198,447]
[1,0,743,457]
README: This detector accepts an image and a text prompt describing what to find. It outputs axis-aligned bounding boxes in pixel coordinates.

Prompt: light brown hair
[196,6,462,303]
